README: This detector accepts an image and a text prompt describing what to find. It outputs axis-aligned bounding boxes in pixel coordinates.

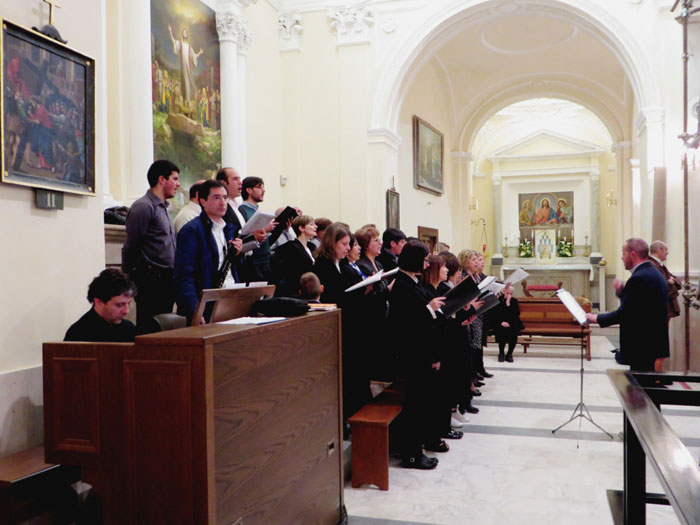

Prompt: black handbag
[250,297,310,317]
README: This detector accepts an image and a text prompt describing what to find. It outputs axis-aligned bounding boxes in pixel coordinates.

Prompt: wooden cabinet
[43,311,344,524]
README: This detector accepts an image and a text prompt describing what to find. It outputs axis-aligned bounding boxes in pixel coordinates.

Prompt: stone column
[216,1,255,170]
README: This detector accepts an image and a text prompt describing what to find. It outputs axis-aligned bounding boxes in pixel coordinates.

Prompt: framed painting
[412,115,444,195]
[1,20,96,195]
[386,188,400,229]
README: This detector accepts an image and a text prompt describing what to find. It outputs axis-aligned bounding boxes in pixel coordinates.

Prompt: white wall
[0,1,108,456]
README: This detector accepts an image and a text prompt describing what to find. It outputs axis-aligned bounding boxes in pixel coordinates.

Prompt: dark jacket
[597,261,669,370]
[376,248,398,272]
[490,296,525,340]
[270,238,315,297]
[64,308,136,343]
[649,257,682,319]
[388,271,441,375]
[174,212,239,323]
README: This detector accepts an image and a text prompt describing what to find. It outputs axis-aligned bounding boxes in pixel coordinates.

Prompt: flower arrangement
[518,239,533,258]
[557,239,573,257]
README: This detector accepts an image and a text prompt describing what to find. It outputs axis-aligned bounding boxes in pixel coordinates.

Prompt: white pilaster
[590,168,601,253]
[637,106,665,240]
[492,173,502,255]
[124,0,153,203]
[612,140,631,277]
[237,29,251,176]
[279,10,303,52]
[630,157,641,237]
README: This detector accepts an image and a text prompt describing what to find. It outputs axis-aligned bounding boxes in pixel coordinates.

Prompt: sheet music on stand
[556,289,588,326]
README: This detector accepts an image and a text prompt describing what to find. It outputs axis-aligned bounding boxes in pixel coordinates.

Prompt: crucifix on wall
[43,0,62,25]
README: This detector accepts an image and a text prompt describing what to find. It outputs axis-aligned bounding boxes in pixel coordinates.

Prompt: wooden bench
[348,383,407,491]
[0,446,80,525]
[517,297,592,360]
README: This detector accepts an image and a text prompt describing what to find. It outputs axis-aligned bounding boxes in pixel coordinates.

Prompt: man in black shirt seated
[64,269,137,342]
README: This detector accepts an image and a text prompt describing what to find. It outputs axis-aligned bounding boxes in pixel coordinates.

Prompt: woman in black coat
[269,215,316,297]
[314,223,369,434]
[490,284,524,362]
[388,240,445,469]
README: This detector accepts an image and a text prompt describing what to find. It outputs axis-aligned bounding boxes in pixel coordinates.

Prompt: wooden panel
[123,360,194,524]
[51,357,100,454]
[213,313,342,524]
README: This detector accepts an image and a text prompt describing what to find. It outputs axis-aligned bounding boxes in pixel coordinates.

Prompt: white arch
[456,75,626,151]
[370,0,660,133]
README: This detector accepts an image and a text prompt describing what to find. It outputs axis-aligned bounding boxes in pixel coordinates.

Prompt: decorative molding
[279,10,303,52]
[238,26,253,55]
[328,5,375,46]
[367,128,402,151]
[493,166,601,178]
[216,11,246,43]
[382,18,397,34]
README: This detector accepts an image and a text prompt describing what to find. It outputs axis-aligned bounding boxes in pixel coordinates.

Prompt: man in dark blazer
[586,238,669,371]
[174,180,243,325]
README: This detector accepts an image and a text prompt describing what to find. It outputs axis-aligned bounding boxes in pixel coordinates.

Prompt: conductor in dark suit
[586,238,669,371]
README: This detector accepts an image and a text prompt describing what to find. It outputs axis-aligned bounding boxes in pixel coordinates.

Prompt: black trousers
[132,266,174,335]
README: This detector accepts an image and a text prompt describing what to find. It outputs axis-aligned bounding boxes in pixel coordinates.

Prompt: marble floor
[345,330,700,525]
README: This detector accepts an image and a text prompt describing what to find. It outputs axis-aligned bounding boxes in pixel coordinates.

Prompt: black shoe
[481,370,494,378]
[471,388,482,396]
[498,354,505,362]
[464,403,480,414]
[505,355,514,363]
[425,439,449,452]
[473,379,485,387]
[443,429,463,440]
[475,373,485,381]
[401,454,438,469]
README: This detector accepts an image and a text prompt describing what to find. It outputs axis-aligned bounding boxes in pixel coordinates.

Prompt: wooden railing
[607,369,700,524]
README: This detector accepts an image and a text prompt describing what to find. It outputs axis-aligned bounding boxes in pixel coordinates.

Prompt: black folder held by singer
[441,276,482,317]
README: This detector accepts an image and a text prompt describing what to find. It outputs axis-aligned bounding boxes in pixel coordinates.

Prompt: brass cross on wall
[43,0,62,26]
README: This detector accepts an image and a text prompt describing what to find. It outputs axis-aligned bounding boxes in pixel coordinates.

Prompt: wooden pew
[43,311,343,524]
[348,382,407,491]
[0,445,80,525]
[516,297,592,360]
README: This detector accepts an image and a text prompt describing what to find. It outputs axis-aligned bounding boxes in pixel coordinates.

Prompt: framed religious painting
[412,115,444,195]
[386,188,400,229]
[1,20,96,195]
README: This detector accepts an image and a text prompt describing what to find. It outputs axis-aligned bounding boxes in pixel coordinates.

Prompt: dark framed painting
[386,188,400,229]
[1,20,96,195]
[412,115,444,195]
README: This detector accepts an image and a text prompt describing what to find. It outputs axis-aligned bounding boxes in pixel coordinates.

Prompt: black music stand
[551,290,613,441]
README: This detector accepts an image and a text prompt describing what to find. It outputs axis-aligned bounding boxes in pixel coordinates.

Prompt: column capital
[590,167,601,180]
[216,10,246,43]
[367,128,402,152]
[279,10,303,52]
[492,173,502,185]
[238,28,252,55]
[451,151,473,163]
[328,5,375,46]
[611,140,632,154]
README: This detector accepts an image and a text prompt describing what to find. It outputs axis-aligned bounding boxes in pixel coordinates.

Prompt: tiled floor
[345,331,700,524]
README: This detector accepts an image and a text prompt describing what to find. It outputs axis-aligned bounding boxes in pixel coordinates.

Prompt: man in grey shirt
[122,159,181,334]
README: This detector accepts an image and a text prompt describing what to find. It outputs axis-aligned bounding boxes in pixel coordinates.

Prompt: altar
[499,260,594,299]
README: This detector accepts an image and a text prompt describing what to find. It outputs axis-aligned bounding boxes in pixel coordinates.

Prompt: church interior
[1,0,700,523]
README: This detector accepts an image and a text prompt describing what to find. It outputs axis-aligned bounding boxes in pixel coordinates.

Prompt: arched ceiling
[400,1,635,149]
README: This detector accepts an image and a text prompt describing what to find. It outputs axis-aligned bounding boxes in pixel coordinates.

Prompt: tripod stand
[552,324,613,440]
